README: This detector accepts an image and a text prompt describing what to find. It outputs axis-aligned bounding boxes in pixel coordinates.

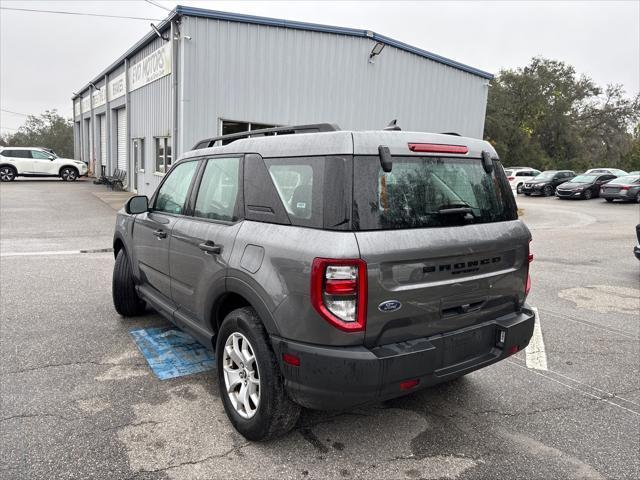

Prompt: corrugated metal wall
[129,36,173,194]
[179,17,489,153]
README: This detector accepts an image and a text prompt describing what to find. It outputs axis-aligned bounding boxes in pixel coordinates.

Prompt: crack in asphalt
[3,360,147,375]
[0,412,73,423]
[101,420,163,432]
[125,442,251,478]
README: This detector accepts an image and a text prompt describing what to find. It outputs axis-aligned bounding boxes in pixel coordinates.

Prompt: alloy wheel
[222,332,260,419]
[584,189,592,200]
[0,166,16,182]
[61,168,77,181]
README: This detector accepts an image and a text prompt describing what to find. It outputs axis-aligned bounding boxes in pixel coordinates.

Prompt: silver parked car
[111,124,535,440]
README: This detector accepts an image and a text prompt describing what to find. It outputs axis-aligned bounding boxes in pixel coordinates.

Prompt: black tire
[524,193,531,196]
[60,166,78,182]
[605,198,614,203]
[543,185,554,197]
[0,166,17,182]
[583,189,593,200]
[636,192,640,204]
[216,307,301,441]
[112,249,145,316]
[516,183,523,194]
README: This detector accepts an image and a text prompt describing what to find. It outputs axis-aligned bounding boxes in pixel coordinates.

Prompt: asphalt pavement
[1,178,638,479]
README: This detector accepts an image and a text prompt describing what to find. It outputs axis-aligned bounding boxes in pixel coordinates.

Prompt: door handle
[199,240,222,255]
[153,229,167,239]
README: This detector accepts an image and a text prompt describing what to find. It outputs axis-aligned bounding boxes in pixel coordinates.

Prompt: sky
[1,0,638,133]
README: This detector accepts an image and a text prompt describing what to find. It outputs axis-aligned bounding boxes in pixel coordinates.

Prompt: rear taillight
[620,186,629,191]
[311,258,367,332]
[525,241,533,296]
[507,176,515,181]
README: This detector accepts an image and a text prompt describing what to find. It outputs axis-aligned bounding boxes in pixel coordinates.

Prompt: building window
[221,120,277,145]
[155,137,172,174]
[133,138,144,172]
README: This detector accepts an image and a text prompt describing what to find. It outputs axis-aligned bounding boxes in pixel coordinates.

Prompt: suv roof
[0,146,47,151]
[183,128,498,161]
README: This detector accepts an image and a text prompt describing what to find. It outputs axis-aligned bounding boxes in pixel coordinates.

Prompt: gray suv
[112,124,535,440]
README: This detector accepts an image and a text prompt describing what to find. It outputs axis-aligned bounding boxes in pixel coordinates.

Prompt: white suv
[504,167,542,194]
[0,147,88,182]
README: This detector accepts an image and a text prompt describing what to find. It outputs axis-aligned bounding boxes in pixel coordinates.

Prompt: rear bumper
[271,307,535,410]
[600,191,630,200]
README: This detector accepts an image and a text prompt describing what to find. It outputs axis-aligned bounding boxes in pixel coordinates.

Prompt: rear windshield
[352,156,517,230]
[571,175,598,183]
[608,175,640,184]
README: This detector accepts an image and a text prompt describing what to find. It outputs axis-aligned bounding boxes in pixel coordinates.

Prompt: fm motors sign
[128,43,172,92]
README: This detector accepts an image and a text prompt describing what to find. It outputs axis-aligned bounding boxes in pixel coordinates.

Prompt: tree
[0,110,74,158]
[485,57,640,172]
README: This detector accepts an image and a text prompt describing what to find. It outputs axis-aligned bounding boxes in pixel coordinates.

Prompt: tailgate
[356,221,530,347]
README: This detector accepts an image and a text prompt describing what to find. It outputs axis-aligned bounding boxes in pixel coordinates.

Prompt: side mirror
[481,150,494,174]
[48,156,55,160]
[125,195,149,214]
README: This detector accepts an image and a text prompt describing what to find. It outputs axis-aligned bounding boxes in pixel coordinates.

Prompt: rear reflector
[400,379,420,390]
[408,143,469,154]
[507,345,519,355]
[282,353,300,367]
[325,279,357,295]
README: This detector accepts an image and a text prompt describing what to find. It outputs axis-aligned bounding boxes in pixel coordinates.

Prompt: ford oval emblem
[378,300,402,313]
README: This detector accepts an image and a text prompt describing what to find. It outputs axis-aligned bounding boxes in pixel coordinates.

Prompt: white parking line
[525,307,548,371]
[1,248,112,257]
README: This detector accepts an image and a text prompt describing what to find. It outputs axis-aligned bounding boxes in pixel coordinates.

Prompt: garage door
[99,115,106,166]
[116,108,127,172]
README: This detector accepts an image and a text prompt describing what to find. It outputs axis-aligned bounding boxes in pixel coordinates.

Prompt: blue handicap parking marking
[129,327,215,380]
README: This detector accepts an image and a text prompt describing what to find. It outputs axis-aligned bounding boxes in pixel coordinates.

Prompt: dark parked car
[600,175,640,203]
[521,170,575,196]
[111,123,535,440]
[635,225,640,260]
[555,174,616,200]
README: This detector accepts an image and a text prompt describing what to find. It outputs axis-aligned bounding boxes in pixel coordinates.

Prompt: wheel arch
[113,235,125,259]
[59,164,79,176]
[208,278,281,343]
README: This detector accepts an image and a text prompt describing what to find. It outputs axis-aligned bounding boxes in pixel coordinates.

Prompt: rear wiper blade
[437,207,476,218]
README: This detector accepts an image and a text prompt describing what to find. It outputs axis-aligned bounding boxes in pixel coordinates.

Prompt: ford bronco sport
[112,123,535,440]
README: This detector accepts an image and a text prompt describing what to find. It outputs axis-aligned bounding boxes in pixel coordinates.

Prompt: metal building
[72,5,492,196]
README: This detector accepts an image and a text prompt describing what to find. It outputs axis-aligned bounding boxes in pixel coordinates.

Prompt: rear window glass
[353,156,517,230]
[608,175,640,184]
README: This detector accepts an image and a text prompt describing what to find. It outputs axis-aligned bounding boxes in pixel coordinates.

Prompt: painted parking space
[129,327,215,380]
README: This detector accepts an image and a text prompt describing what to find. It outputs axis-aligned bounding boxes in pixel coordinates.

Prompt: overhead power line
[144,0,173,12]
[1,109,30,117]
[0,7,162,21]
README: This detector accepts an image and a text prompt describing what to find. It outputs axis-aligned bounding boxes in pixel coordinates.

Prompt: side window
[154,161,198,215]
[8,150,31,159]
[194,157,241,221]
[31,150,51,160]
[0,150,12,157]
[268,164,314,220]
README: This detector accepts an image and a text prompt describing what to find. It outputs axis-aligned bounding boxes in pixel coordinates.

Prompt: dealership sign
[108,73,126,102]
[92,87,106,109]
[128,43,172,92]
[75,43,171,117]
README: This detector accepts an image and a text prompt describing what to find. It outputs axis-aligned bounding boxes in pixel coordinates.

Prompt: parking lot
[1,178,638,479]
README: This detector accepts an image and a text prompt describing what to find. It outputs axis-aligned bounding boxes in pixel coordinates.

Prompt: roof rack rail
[191,123,341,150]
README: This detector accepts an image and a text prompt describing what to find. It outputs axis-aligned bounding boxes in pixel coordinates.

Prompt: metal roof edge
[72,9,178,100]
[174,5,494,80]
[72,4,494,101]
